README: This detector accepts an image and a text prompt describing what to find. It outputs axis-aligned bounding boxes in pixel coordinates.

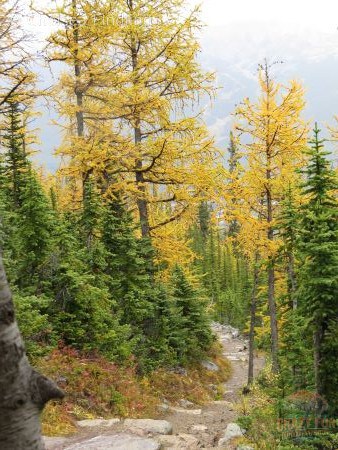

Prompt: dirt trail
[159,323,265,448]
[45,323,264,449]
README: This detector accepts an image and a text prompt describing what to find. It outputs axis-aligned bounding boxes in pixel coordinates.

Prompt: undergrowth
[232,364,338,450]
[36,342,231,436]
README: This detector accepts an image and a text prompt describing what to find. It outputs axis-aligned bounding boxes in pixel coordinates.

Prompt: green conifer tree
[297,124,338,413]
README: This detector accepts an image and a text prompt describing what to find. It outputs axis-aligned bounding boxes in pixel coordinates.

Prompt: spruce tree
[297,124,338,413]
[1,100,27,208]
[171,266,213,363]
[227,131,240,237]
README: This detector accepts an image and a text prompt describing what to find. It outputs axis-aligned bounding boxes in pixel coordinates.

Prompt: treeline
[0,99,214,373]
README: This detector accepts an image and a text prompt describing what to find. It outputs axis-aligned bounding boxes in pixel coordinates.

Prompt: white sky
[23,0,338,168]
[197,0,338,32]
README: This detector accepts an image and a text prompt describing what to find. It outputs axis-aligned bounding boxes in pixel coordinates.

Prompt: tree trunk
[287,251,297,310]
[266,174,279,373]
[248,257,259,385]
[0,255,64,449]
[129,4,151,238]
[267,261,279,373]
[134,124,150,238]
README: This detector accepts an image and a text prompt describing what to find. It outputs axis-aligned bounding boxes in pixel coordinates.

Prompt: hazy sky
[25,0,338,169]
[198,0,338,31]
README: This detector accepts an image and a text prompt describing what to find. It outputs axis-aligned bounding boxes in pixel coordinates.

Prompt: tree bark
[267,261,279,373]
[134,123,151,238]
[287,251,297,310]
[248,257,259,385]
[0,255,64,449]
[129,0,151,238]
[266,185,279,373]
[248,257,259,386]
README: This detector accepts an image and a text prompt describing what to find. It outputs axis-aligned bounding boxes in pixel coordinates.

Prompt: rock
[169,367,188,376]
[226,355,241,361]
[157,433,199,449]
[179,398,195,408]
[77,418,120,428]
[218,423,246,446]
[190,424,208,432]
[158,403,170,412]
[201,360,220,372]
[64,434,160,450]
[169,407,202,415]
[124,419,173,435]
[236,446,254,450]
[231,330,240,338]
[44,436,70,449]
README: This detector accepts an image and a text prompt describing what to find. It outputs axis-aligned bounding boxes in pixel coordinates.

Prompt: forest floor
[44,324,265,449]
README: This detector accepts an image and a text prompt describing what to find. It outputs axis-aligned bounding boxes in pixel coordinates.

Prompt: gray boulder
[218,423,246,446]
[157,433,199,449]
[179,398,195,408]
[201,360,220,372]
[44,436,70,449]
[77,418,120,428]
[65,434,160,450]
[124,418,173,435]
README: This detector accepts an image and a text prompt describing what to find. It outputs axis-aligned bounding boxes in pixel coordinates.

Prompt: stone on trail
[77,418,120,428]
[64,434,161,450]
[225,355,241,361]
[218,423,246,446]
[179,398,195,408]
[157,433,199,449]
[190,424,208,432]
[158,403,170,412]
[169,407,202,415]
[44,436,70,449]
[201,360,220,372]
[124,418,173,435]
[236,445,254,450]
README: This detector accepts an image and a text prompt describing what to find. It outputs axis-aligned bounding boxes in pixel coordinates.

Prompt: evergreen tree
[17,168,54,289]
[171,266,213,363]
[1,100,27,207]
[227,131,240,237]
[278,185,299,310]
[297,124,338,413]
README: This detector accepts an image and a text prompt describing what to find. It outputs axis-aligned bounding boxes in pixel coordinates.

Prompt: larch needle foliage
[234,61,308,372]
[41,0,221,242]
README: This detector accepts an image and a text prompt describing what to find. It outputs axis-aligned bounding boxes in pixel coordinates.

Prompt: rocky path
[44,324,264,450]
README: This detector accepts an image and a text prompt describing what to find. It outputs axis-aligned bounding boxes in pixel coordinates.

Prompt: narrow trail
[45,324,264,449]
[158,323,265,448]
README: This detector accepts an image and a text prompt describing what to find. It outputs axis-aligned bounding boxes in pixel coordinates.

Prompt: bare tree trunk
[134,124,151,238]
[248,257,259,385]
[129,1,151,238]
[0,256,64,449]
[264,61,279,374]
[268,261,279,373]
[267,182,279,373]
